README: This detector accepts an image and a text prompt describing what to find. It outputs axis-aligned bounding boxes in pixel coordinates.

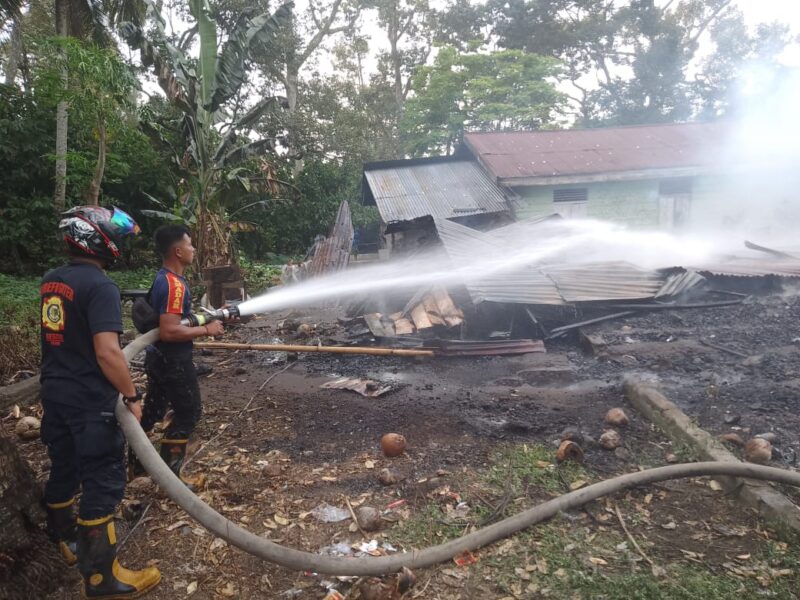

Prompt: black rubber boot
[159,439,205,491]
[77,514,161,599]
[126,447,146,481]
[46,497,78,565]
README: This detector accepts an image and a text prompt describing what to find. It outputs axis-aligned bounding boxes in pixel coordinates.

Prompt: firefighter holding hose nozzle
[133,225,224,490]
[40,206,161,599]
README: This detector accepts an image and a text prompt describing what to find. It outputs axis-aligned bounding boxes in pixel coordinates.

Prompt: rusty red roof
[463,122,729,184]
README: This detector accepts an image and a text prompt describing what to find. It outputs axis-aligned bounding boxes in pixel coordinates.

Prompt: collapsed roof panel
[655,270,707,299]
[545,263,665,303]
[307,200,354,278]
[434,217,688,305]
[692,258,800,278]
[434,217,566,305]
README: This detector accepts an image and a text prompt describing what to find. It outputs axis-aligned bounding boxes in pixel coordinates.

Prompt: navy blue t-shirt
[148,268,193,357]
[40,262,122,410]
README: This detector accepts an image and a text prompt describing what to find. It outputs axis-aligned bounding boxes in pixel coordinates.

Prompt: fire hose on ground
[118,324,800,577]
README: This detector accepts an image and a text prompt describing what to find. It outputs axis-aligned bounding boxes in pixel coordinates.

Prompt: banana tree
[121,0,294,269]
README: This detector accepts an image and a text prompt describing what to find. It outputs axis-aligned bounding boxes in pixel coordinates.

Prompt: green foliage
[484,443,588,495]
[0,40,174,274]
[486,0,791,125]
[401,47,565,155]
[107,267,158,290]
[121,0,294,268]
[0,274,39,327]
[0,84,59,272]
[0,274,40,382]
[234,159,376,258]
[238,257,284,294]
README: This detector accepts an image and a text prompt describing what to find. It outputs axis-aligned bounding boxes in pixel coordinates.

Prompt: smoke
[700,64,800,246]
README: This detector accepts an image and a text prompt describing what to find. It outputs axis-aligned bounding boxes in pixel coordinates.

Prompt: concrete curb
[624,376,800,536]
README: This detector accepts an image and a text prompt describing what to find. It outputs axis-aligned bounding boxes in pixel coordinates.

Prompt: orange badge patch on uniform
[42,295,66,332]
[166,273,185,315]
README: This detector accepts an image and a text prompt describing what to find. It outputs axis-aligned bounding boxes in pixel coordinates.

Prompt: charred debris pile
[336,218,800,356]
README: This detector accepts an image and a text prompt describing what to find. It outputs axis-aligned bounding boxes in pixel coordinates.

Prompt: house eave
[498,166,711,188]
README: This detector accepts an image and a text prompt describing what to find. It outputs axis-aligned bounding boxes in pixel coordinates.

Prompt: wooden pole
[194,341,435,357]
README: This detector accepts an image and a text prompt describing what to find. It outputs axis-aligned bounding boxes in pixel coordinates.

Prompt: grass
[484,443,589,495]
[0,273,40,382]
[394,444,589,547]
[391,442,800,599]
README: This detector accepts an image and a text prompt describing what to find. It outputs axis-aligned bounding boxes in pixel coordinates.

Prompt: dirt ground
[4,287,800,599]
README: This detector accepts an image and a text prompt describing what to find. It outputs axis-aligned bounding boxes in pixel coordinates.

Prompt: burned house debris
[282,200,355,283]
[332,211,800,355]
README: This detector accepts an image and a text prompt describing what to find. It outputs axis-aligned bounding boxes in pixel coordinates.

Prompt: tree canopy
[0,0,794,272]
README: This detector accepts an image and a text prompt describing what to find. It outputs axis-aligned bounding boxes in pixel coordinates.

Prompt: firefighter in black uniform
[40,206,161,598]
[139,224,224,489]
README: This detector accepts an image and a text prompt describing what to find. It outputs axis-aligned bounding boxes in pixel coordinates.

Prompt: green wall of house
[512,173,800,232]
[513,179,662,227]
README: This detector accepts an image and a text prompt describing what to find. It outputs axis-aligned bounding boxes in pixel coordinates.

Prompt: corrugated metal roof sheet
[692,258,800,278]
[435,218,673,305]
[307,200,354,277]
[463,122,728,182]
[364,160,508,223]
[434,218,566,305]
[546,263,665,303]
[655,270,706,298]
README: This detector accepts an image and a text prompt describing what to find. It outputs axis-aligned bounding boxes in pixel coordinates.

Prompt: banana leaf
[205,3,293,112]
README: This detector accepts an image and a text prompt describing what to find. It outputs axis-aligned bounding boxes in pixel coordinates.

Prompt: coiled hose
[118,328,800,576]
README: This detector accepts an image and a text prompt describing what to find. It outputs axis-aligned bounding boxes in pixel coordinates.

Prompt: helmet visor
[109,208,141,236]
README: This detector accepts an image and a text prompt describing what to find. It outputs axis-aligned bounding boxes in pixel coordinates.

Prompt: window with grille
[553,188,588,203]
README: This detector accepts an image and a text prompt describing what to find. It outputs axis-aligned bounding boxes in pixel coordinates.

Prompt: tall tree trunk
[285,65,304,176]
[388,6,403,112]
[4,18,23,86]
[85,121,106,205]
[53,0,69,213]
[54,101,69,213]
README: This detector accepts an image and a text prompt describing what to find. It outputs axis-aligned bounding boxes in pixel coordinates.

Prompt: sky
[727,0,800,65]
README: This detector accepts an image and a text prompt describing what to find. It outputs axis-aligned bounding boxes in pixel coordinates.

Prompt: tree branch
[688,0,735,47]
[398,13,414,40]
[298,0,345,65]
[178,24,198,52]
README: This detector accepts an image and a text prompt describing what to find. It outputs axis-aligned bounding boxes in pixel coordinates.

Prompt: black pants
[141,351,202,440]
[41,401,126,520]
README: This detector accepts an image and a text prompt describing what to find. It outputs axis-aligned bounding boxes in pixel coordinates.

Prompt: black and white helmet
[59,206,140,264]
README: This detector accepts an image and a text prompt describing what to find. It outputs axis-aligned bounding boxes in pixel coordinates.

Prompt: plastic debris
[454,550,478,566]
[321,377,392,397]
[310,503,351,523]
[319,542,353,557]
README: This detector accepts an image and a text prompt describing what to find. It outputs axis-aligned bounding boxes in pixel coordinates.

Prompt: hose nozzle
[184,305,241,327]
[202,305,241,322]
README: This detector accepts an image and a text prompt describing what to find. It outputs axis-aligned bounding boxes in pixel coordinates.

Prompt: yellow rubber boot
[46,497,78,565]
[159,438,205,491]
[77,515,161,599]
